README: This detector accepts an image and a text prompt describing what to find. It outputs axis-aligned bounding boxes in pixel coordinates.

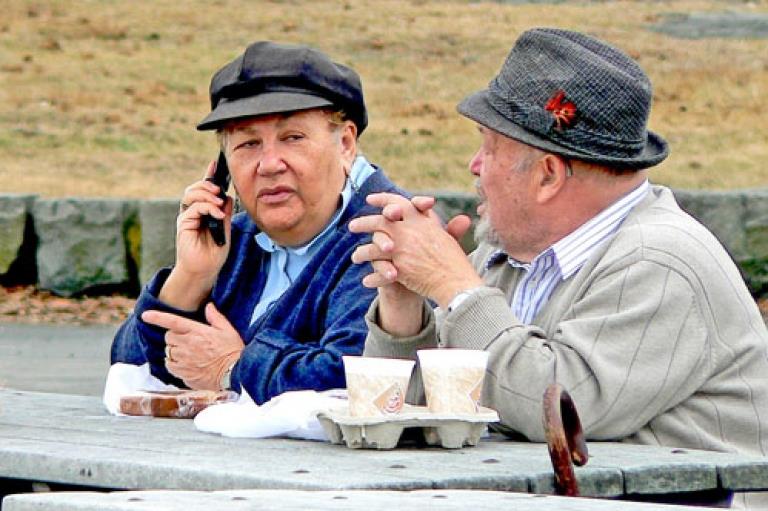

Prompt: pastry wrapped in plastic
[119,389,238,418]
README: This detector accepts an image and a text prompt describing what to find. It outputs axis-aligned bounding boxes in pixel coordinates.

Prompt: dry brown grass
[1,0,767,198]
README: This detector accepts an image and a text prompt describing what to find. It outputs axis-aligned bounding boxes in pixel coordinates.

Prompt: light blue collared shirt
[496,180,650,325]
[249,156,376,325]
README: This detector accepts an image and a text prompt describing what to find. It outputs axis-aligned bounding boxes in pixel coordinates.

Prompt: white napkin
[102,362,180,415]
[194,388,348,441]
[103,362,346,441]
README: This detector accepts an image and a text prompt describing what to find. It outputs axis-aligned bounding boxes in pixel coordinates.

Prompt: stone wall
[1,189,767,298]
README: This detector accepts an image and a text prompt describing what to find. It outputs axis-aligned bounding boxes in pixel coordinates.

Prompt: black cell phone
[202,151,231,246]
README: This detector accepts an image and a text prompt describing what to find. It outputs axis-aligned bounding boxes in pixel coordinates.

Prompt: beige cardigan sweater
[365,185,768,460]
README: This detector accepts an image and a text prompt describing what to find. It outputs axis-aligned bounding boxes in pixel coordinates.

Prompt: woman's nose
[256,143,287,175]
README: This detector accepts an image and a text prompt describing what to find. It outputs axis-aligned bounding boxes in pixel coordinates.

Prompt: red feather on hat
[545,90,577,130]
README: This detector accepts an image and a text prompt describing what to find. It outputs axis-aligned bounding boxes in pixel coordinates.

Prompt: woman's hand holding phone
[157,157,234,311]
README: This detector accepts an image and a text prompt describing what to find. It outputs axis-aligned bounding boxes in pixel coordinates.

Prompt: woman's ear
[339,121,358,167]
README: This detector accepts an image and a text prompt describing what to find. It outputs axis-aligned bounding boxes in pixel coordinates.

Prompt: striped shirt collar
[490,179,649,324]
[551,179,649,279]
[486,179,650,277]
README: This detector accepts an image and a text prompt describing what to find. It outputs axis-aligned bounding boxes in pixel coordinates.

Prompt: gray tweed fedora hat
[198,41,367,135]
[458,28,668,169]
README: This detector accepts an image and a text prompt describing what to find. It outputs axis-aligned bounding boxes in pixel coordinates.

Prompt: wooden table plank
[2,489,725,511]
[2,390,768,499]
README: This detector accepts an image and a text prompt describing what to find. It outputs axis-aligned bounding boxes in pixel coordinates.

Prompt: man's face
[469,126,543,261]
[224,109,356,246]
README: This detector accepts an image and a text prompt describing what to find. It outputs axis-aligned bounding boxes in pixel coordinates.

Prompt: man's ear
[534,154,568,204]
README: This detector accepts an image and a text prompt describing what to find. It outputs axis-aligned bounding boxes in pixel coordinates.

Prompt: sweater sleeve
[110,267,207,387]
[440,260,711,442]
[363,297,437,405]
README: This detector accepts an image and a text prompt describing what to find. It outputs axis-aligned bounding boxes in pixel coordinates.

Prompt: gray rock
[744,189,768,258]
[673,189,748,260]
[432,191,480,222]
[0,194,35,275]
[742,190,768,294]
[33,198,139,296]
[1,186,766,300]
[432,191,481,253]
[650,12,768,39]
[138,200,178,287]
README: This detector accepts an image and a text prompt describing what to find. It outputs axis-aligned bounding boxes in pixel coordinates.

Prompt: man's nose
[469,148,483,176]
[257,142,287,175]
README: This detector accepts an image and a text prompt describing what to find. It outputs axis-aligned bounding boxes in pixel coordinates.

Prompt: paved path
[0,323,117,397]
[1,315,765,397]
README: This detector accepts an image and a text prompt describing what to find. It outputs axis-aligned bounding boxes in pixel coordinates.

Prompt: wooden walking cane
[542,383,589,496]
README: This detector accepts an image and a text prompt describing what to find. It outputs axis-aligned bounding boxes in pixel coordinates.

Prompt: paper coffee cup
[342,356,415,417]
[417,348,489,414]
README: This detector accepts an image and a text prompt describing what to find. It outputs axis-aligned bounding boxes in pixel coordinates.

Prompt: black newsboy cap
[197,41,368,135]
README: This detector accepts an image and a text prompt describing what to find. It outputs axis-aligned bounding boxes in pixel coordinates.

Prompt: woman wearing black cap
[108,41,407,406]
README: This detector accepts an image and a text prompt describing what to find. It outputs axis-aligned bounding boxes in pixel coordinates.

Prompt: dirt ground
[0,285,135,325]
[2,1,768,198]
[1,284,767,327]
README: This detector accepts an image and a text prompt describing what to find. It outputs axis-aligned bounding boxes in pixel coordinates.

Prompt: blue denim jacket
[110,168,405,404]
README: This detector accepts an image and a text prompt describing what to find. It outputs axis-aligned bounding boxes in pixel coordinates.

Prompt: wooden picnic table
[0,489,740,510]
[1,389,767,506]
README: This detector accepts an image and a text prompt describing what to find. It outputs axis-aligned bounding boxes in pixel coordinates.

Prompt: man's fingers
[350,244,368,265]
[361,261,398,288]
[372,260,397,282]
[351,230,397,264]
[411,196,436,212]
[142,310,195,334]
[446,214,472,241]
[371,231,394,253]
[381,203,405,222]
[352,194,438,233]
[364,192,407,208]
[351,243,390,265]
[366,193,436,222]
[348,213,386,235]
[362,273,388,288]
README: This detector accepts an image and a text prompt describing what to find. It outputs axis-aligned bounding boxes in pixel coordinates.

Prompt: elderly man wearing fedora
[109,41,405,405]
[351,28,768,503]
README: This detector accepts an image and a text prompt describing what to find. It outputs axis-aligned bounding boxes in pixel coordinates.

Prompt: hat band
[487,79,648,159]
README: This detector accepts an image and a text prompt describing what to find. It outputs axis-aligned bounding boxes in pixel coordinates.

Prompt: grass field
[1,0,767,199]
